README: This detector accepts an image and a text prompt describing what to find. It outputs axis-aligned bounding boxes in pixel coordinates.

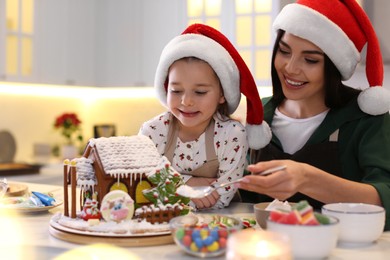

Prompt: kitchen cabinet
[0,0,186,87]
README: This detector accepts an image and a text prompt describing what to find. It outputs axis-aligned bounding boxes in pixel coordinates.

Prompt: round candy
[218,229,228,238]
[202,235,215,246]
[207,241,219,252]
[219,237,227,248]
[200,228,209,239]
[190,242,199,252]
[182,235,192,247]
[175,228,185,240]
[194,237,203,249]
[210,229,219,240]
[191,229,201,240]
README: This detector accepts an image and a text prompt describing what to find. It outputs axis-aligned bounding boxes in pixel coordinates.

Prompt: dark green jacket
[246,96,390,230]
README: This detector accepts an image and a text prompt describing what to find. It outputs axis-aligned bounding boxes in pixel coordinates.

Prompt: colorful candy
[241,217,257,229]
[31,191,56,206]
[269,200,331,226]
[174,216,239,255]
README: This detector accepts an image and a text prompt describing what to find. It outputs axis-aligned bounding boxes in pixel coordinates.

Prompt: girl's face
[274,33,326,105]
[167,59,225,133]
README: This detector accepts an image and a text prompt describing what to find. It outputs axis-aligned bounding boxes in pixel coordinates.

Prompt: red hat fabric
[273,0,390,115]
[154,23,271,149]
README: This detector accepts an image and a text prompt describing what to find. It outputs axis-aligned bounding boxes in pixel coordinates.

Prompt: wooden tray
[49,225,174,247]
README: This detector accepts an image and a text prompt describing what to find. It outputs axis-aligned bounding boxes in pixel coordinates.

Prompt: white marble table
[1,182,390,260]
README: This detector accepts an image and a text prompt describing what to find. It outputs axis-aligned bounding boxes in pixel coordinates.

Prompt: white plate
[0,199,63,213]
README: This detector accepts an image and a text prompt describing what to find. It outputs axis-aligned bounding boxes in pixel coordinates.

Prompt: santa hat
[154,23,271,149]
[273,0,390,115]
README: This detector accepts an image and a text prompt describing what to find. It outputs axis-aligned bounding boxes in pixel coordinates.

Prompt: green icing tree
[143,160,190,214]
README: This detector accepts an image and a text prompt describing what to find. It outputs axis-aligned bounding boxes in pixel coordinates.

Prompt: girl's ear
[219,94,226,104]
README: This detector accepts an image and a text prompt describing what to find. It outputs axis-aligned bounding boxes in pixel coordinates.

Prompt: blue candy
[32,191,56,206]
[203,235,215,246]
[191,229,201,240]
[194,237,203,248]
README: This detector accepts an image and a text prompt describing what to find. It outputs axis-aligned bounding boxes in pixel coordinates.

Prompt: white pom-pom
[357,87,390,115]
[246,121,272,150]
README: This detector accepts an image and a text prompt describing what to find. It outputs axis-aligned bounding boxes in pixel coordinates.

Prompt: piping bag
[31,191,56,206]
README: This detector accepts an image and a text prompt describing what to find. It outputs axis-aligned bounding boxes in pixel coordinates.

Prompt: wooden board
[49,225,174,247]
[6,183,28,197]
[0,163,42,175]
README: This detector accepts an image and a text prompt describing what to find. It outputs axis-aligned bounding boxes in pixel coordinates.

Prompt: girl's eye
[169,89,181,94]
[195,91,207,95]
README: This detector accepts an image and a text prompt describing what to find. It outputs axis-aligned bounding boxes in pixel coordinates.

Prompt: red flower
[54,113,81,128]
[54,112,83,145]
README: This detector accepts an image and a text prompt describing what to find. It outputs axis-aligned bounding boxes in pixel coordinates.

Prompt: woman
[238,0,390,230]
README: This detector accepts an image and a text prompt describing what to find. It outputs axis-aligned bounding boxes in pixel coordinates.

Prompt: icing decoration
[100,190,134,223]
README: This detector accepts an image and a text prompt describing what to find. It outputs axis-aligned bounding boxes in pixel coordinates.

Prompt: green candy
[314,212,331,225]
[176,227,185,240]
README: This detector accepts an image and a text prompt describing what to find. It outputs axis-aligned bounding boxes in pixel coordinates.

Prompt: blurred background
[0,0,389,164]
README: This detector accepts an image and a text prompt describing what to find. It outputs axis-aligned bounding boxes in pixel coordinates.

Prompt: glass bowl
[169,214,242,258]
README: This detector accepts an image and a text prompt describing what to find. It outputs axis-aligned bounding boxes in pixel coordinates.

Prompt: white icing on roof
[90,135,162,176]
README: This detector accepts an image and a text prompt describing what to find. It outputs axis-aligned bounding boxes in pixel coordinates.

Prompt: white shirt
[272,108,329,154]
[139,112,248,208]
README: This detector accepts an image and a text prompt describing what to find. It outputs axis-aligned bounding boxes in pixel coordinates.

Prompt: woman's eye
[195,91,207,95]
[278,47,290,55]
[305,58,319,64]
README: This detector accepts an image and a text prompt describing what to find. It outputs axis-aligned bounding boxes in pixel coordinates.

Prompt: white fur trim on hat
[154,34,240,114]
[357,86,390,115]
[273,4,360,81]
[246,121,272,150]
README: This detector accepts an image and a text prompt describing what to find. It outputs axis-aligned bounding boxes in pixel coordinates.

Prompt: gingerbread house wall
[84,145,152,207]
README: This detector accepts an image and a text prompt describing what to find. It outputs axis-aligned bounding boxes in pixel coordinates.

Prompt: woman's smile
[284,76,307,89]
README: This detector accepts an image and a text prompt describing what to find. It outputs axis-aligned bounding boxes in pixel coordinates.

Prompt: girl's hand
[237,160,309,201]
[186,177,220,209]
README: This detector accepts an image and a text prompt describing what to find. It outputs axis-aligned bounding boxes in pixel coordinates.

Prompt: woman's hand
[237,160,309,201]
[237,160,382,206]
[186,177,220,209]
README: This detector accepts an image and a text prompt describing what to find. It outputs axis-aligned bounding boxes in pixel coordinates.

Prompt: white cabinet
[95,0,186,87]
[33,0,96,86]
[0,0,186,87]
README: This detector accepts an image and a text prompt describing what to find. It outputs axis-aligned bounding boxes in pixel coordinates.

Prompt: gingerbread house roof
[88,135,162,177]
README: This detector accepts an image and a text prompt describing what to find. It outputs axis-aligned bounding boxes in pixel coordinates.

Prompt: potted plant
[54,112,83,159]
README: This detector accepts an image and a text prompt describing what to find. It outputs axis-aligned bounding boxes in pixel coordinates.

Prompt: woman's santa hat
[154,23,271,149]
[274,0,390,115]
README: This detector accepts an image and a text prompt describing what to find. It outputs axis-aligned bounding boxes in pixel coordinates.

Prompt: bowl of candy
[254,200,294,229]
[267,201,339,259]
[322,203,385,245]
[169,214,242,258]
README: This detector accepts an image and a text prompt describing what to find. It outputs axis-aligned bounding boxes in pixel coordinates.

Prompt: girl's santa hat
[274,0,390,115]
[154,23,271,149]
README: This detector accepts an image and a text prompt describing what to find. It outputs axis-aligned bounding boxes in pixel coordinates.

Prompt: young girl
[237,0,390,230]
[139,24,271,209]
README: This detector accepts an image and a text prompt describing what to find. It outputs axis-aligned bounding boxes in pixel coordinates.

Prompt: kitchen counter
[1,182,390,260]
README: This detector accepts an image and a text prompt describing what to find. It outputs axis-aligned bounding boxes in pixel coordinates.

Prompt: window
[186,0,278,87]
[187,0,222,30]
[4,0,34,78]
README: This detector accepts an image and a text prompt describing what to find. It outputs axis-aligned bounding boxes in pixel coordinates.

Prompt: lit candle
[226,229,292,260]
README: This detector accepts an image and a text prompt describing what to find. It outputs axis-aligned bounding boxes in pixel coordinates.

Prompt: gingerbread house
[63,135,162,217]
